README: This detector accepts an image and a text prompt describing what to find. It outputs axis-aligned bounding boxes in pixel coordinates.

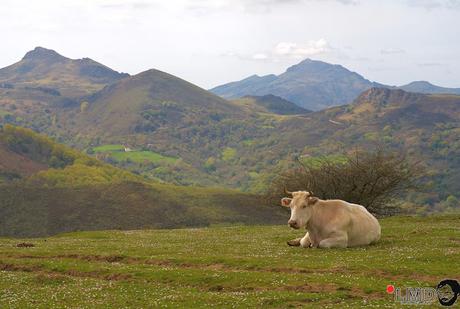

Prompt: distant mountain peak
[0,47,129,97]
[399,80,460,95]
[22,47,67,62]
[406,80,433,86]
[286,58,345,73]
[211,57,378,111]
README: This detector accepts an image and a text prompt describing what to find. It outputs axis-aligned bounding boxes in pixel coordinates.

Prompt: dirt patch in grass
[16,243,35,248]
[1,257,389,301]
[372,269,440,282]
[277,283,338,293]
[205,282,338,293]
[0,262,132,281]
[4,253,441,284]
[57,254,125,263]
[63,269,132,281]
[0,263,41,272]
[204,282,387,301]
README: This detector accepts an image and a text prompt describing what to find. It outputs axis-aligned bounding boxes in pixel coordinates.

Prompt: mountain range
[210,59,460,111]
[0,47,459,214]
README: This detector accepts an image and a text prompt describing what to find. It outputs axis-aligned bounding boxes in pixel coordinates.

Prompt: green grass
[92,144,125,153]
[111,150,177,164]
[0,215,458,308]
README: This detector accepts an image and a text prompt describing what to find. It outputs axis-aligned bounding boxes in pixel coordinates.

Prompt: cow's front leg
[318,233,348,248]
[287,237,301,246]
[300,232,312,248]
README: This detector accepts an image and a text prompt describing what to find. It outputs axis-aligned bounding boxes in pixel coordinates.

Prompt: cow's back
[345,203,381,247]
[309,199,381,247]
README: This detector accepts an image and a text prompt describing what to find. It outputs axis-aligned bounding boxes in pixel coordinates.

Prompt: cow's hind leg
[318,233,348,249]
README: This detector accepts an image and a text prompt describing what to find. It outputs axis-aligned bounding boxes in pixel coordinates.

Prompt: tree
[267,148,423,216]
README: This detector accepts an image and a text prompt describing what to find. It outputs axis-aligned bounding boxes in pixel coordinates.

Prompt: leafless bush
[267,148,423,216]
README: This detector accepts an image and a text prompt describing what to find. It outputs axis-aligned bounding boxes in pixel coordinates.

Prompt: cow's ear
[308,197,319,205]
[281,198,292,207]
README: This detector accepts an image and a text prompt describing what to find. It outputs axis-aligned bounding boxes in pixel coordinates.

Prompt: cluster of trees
[27,162,140,188]
[1,125,83,168]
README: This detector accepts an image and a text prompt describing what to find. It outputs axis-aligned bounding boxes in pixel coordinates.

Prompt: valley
[0,47,459,217]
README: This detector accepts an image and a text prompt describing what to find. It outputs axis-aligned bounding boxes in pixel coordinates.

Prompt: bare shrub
[267,148,423,216]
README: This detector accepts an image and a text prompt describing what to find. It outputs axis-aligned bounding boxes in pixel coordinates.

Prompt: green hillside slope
[0,125,286,237]
[73,68,244,136]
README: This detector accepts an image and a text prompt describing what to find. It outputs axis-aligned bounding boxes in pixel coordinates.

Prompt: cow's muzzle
[288,220,299,229]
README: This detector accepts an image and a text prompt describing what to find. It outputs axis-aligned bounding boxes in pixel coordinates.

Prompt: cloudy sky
[1,0,459,88]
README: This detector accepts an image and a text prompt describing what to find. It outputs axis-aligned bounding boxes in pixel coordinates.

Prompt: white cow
[281,190,381,248]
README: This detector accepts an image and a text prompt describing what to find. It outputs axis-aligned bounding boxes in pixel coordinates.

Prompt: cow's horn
[284,187,292,196]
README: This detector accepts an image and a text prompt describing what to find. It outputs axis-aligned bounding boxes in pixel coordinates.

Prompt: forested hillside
[0,125,286,237]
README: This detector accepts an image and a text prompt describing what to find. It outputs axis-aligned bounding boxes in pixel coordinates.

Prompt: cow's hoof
[287,239,301,246]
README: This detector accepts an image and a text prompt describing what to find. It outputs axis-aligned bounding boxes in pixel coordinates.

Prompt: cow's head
[281,190,318,229]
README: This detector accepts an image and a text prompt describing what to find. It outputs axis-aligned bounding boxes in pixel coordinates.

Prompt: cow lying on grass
[281,190,381,248]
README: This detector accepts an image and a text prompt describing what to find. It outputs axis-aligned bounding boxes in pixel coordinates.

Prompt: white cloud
[252,53,269,60]
[334,0,359,5]
[182,0,357,15]
[406,0,460,9]
[225,39,331,63]
[380,48,406,55]
[418,62,444,67]
[273,39,330,58]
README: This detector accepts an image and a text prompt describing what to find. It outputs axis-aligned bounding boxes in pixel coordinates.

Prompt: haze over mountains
[210,59,460,111]
[0,47,459,215]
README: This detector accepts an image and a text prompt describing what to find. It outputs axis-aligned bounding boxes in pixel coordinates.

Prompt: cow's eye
[302,205,307,209]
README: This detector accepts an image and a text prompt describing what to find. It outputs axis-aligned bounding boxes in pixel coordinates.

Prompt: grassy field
[111,151,177,164]
[0,215,459,308]
[92,144,125,153]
